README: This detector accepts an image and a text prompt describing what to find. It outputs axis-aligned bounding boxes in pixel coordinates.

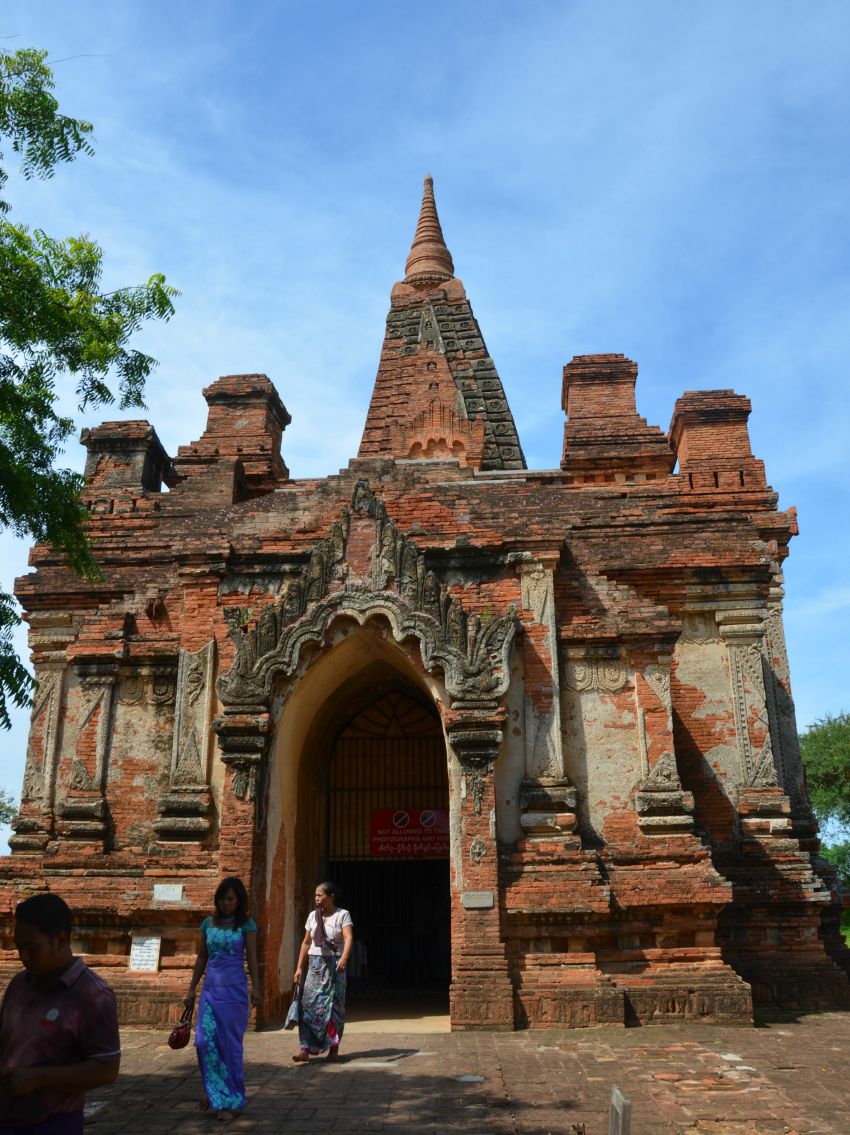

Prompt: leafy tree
[0,590,29,731]
[0,47,176,728]
[800,711,850,829]
[820,842,850,890]
[0,787,16,827]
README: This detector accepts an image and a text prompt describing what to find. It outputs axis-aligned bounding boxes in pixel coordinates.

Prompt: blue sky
[2,1,849,847]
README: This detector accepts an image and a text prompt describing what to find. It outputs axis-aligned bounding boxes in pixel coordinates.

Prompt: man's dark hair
[15,893,72,938]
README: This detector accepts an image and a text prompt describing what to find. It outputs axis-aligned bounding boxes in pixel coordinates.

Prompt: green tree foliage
[820,842,850,889]
[800,711,850,829]
[0,48,177,728]
[0,590,30,730]
[0,788,16,827]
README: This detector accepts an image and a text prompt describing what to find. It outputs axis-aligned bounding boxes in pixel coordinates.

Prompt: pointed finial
[404,175,455,286]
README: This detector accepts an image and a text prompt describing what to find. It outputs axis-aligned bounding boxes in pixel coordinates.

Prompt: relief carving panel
[155,642,216,840]
[563,649,629,693]
[171,641,216,788]
[721,614,780,791]
[520,564,564,779]
[20,669,63,808]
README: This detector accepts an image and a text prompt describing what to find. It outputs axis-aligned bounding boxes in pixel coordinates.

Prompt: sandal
[291,1051,310,1063]
[326,1047,339,1062]
[217,1110,235,1123]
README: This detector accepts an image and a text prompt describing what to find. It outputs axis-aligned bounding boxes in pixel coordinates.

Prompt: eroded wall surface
[2,184,847,1029]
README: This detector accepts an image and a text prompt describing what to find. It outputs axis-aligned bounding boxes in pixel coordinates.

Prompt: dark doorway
[325,685,450,1000]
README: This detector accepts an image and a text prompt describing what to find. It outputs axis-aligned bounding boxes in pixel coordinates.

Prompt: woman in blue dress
[184,877,260,1121]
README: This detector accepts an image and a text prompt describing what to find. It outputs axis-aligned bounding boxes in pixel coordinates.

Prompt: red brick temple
[2,177,848,1029]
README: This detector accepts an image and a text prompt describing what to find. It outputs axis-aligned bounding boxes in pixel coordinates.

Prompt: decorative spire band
[404,175,455,286]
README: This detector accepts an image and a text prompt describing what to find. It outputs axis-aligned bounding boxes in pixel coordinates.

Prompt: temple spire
[357,177,525,471]
[404,175,455,286]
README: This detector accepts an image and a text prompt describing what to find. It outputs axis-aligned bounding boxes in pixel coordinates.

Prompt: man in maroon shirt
[0,894,120,1134]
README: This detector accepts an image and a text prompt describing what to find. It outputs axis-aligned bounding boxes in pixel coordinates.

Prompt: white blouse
[305,907,353,956]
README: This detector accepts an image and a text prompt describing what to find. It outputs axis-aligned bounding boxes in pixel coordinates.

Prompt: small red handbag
[168,1007,192,1050]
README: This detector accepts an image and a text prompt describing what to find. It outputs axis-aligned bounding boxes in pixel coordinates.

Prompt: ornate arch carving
[214,479,517,798]
[219,587,516,709]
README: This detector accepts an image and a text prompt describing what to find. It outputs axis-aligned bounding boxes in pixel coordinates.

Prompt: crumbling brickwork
[1,177,847,1030]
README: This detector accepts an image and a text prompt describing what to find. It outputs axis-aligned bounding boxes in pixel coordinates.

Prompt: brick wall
[2,186,846,1028]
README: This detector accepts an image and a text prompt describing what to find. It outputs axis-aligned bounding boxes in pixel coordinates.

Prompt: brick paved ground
[85,1012,850,1135]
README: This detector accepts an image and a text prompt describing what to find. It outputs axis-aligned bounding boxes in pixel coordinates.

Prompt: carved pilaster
[642,662,672,728]
[761,580,807,812]
[22,669,62,807]
[718,609,780,793]
[211,711,273,803]
[634,750,695,834]
[56,665,116,844]
[634,652,675,774]
[448,716,503,816]
[155,641,217,840]
[9,665,65,852]
[69,673,113,777]
[519,562,565,778]
[518,776,579,844]
[447,708,515,1030]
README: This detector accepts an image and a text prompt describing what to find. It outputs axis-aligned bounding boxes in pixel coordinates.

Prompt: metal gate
[326,687,451,995]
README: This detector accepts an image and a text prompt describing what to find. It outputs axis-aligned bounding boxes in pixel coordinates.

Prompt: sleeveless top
[201,916,257,988]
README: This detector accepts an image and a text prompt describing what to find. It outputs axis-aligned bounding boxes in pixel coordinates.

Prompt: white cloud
[786,585,850,624]
[3,0,850,841]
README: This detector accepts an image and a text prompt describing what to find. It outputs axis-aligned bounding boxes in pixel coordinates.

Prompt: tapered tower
[357,176,525,471]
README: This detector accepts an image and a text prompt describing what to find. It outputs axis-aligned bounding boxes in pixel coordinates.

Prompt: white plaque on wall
[129,935,162,972]
[153,884,184,902]
[461,890,494,910]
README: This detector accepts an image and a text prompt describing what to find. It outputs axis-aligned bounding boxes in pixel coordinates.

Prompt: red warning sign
[369,809,449,857]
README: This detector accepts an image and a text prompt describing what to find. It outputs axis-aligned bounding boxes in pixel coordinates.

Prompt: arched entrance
[213,483,520,1028]
[324,684,451,1000]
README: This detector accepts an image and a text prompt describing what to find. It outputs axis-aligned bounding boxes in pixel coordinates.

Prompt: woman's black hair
[316,881,340,903]
[214,876,249,927]
[16,893,72,938]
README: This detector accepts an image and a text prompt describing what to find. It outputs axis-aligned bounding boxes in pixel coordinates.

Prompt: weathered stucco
[1,178,847,1030]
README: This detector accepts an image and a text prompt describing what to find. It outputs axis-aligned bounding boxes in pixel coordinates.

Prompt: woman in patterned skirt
[185,877,260,1121]
[291,882,353,1063]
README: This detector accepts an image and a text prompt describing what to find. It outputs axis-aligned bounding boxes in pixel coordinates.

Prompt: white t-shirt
[305,908,353,957]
